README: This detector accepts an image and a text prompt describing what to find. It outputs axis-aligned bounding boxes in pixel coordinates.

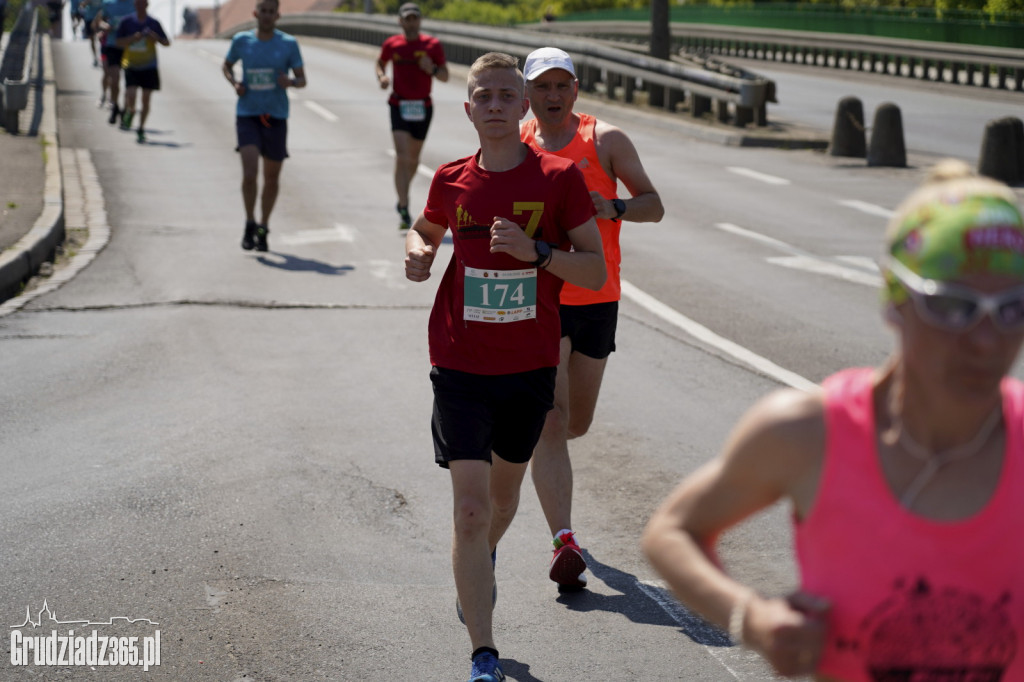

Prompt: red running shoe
[549,530,587,590]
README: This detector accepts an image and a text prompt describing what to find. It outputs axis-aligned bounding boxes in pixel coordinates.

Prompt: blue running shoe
[469,651,504,682]
[457,549,497,624]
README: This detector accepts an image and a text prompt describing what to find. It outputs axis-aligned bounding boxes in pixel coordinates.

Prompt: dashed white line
[304,100,339,123]
[837,199,894,219]
[277,223,355,245]
[835,255,880,272]
[714,222,882,287]
[715,222,801,255]
[726,166,791,186]
[768,255,883,287]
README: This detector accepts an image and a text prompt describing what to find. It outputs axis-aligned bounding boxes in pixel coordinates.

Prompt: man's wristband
[432,64,440,76]
[541,248,553,270]
[611,197,627,222]
[729,591,755,648]
[532,240,552,269]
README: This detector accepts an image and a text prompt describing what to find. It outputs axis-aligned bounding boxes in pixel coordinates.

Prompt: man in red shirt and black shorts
[404,52,605,682]
[376,2,447,230]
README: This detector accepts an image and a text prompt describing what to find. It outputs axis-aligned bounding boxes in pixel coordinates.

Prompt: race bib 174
[463,267,537,323]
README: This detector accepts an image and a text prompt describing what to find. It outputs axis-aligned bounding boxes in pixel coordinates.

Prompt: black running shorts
[235,115,289,162]
[430,366,556,468]
[560,301,618,359]
[389,101,433,141]
[101,45,124,67]
[124,67,160,90]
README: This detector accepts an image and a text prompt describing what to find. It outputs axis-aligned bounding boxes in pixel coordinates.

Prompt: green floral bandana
[885,194,1024,303]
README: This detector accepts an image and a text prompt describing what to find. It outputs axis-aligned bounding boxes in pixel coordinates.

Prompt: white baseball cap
[524,47,576,81]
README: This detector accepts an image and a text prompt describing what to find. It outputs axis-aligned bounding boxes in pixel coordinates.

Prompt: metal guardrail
[558,5,1024,50]
[0,2,38,133]
[531,21,1024,93]
[220,13,775,127]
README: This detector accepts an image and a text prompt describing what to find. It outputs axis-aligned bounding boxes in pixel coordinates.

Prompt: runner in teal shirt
[225,23,302,119]
[222,0,306,252]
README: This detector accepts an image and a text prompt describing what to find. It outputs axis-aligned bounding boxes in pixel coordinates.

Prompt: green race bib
[247,68,275,91]
[463,267,537,324]
[399,99,426,122]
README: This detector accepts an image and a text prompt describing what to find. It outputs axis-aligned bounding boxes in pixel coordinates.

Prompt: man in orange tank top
[521,47,664,591]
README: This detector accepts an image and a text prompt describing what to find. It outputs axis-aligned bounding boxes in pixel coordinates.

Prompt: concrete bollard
[977,116,1024,186]
[829,96,866,158]
[867,102,907,168]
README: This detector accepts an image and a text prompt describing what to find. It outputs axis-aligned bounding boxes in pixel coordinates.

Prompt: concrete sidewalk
[0,131,44,253]
[0,32,63,304]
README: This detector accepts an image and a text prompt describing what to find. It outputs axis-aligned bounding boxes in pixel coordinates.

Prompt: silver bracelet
[728,591,755,647]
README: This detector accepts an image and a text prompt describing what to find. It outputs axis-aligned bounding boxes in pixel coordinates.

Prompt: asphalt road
[1,35,1022,681]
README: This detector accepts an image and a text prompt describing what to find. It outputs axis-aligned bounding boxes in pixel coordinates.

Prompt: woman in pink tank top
[642,160,1024,681]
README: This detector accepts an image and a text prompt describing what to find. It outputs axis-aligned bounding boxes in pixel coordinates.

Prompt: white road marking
[277,224,356,246]
[620,280,818,392]
[715,222,882,287]
[304,100,339,123]
[835,255,881,272]
[368,259,408,290]
[637,580,745,680]
[726,166,791,186]
[768,256,883,287]
[715,222,800,255]
[837,199,894,219]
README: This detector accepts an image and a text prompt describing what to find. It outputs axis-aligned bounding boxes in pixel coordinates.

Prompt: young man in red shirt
[405,52,605,682]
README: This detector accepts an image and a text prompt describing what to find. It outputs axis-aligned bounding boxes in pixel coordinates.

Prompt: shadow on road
[501,657,544,682]
[556,549,731,647]
[136,138,188,149]
[256,252,355,275]
[123,129,187,149]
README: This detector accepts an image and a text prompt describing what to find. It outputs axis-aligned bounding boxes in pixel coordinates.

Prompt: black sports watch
[611,198,627,221]
[532,240,552,268]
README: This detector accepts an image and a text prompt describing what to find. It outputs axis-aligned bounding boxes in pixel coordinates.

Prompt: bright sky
[62,0,218,42]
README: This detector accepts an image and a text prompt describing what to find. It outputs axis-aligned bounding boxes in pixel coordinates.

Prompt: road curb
[0,34,63,308]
